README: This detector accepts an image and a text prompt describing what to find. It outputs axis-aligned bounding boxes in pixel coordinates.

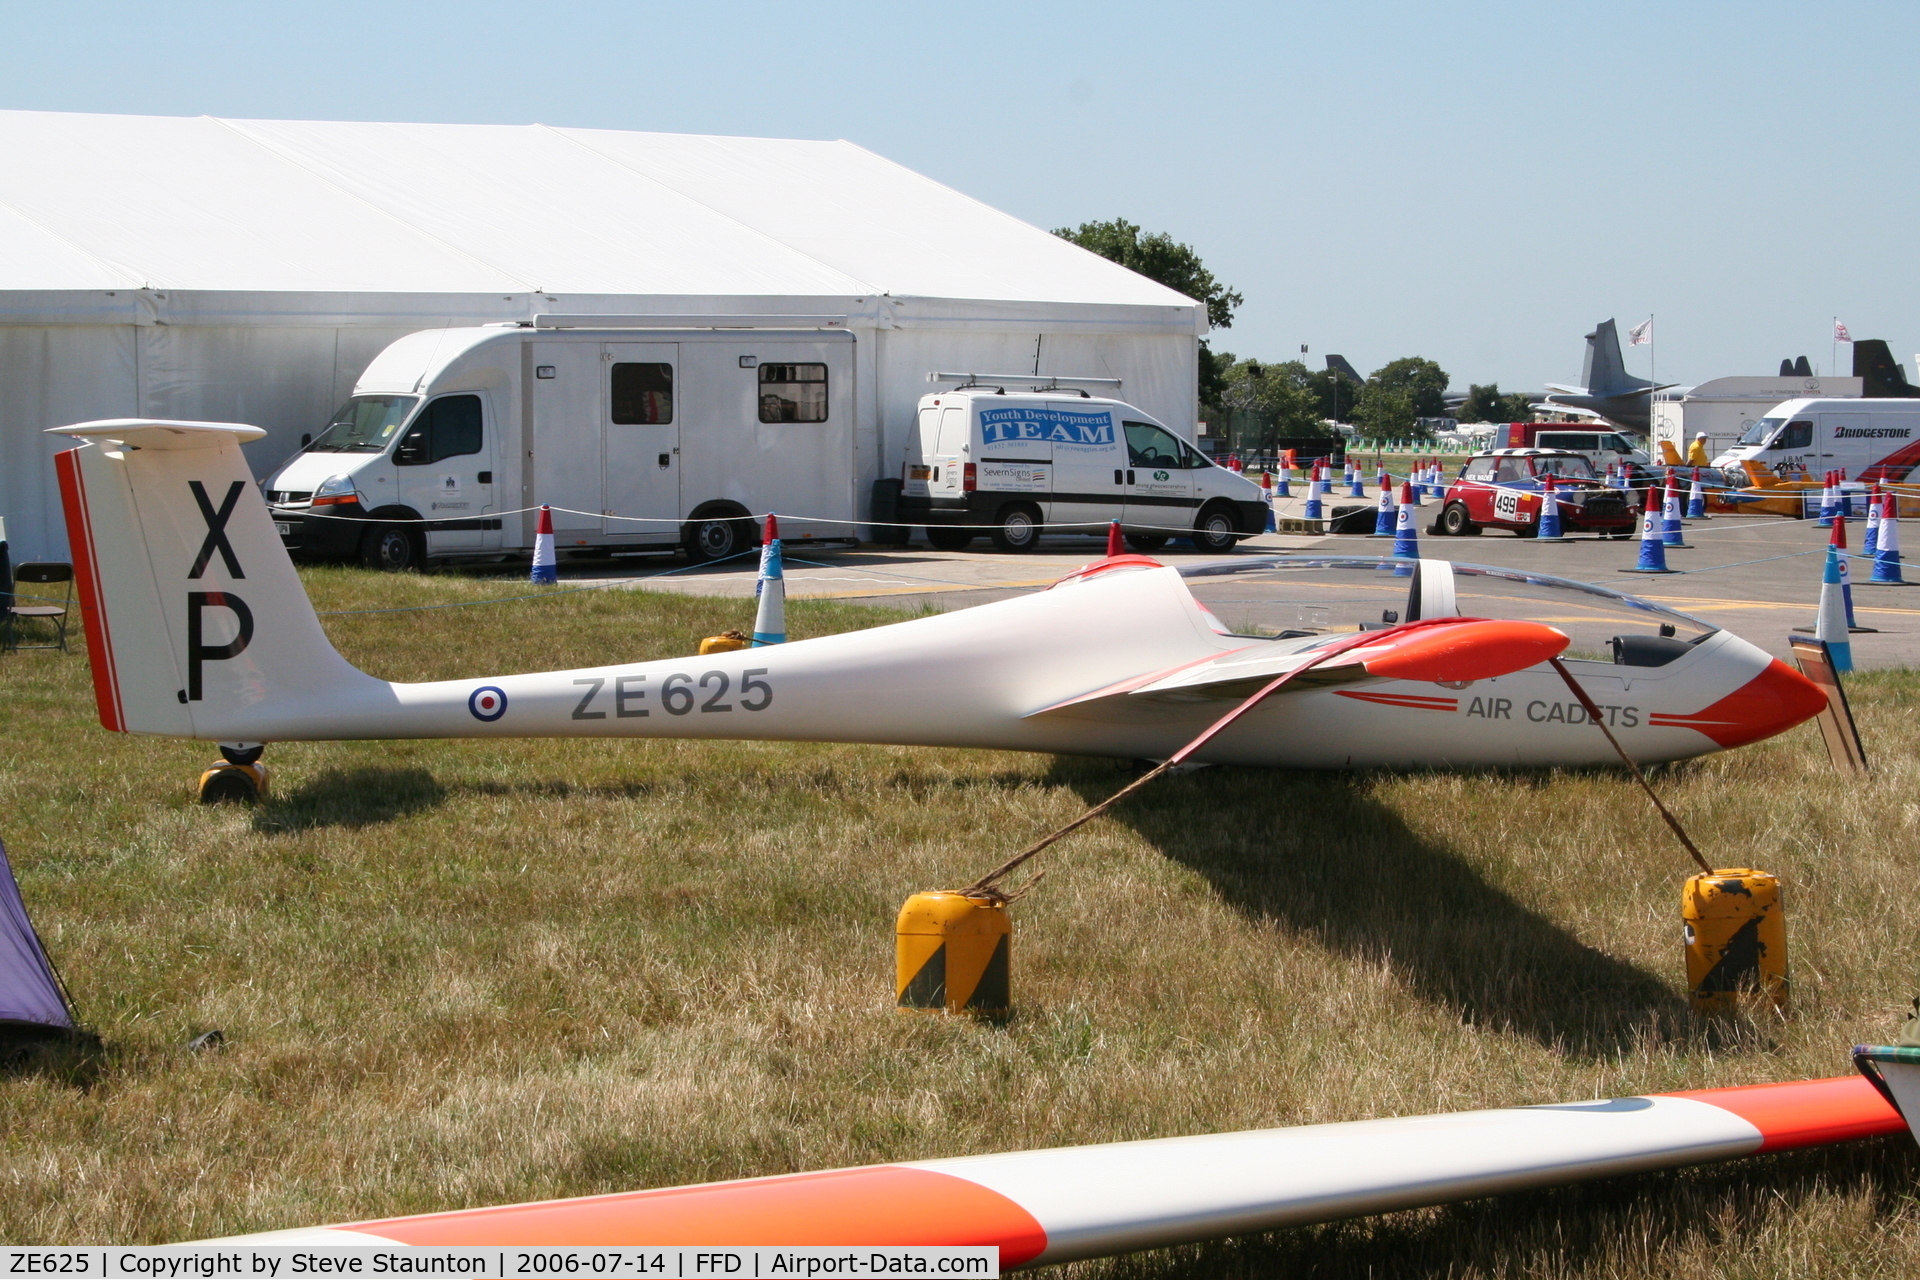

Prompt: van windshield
[309,395,420,453]
[1739,416,1783,447]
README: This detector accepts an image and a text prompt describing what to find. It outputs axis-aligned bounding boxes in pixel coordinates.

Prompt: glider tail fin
[51,420,369,740]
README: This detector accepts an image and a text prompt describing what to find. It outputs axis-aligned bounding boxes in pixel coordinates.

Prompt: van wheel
[1191,505,1241,554]
[926,526,975,551]
[991,504,1044,553]
[1440,503,1475,536]
[1125,533,1169,553]
[360,525,423,571]
[684,512,754,563]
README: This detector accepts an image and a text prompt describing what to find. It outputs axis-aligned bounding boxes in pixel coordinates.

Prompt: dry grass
[3,566,1920,1275]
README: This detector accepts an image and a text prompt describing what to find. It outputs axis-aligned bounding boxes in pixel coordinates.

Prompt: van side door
[393,392,498,552]
[531,341,604,538]
[603,342,680,539]
[1122,420,1195,533]
[1819,413,1866,477]
[1034,401,1120,531]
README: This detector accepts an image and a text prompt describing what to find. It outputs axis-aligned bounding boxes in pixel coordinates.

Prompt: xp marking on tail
[48,420,1827,782]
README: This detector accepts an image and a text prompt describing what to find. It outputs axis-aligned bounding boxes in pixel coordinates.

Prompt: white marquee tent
[0,110,1204,559]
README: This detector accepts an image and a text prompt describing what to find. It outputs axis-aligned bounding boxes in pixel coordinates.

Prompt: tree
[1458,382,1537,425]
[1351,386,1418,439]
[1054,219,1244,420]
[1366,357,1450,420]
[1215,358,1331,448]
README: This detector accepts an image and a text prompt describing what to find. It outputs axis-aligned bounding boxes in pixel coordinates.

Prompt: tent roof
[0,111,1196,312]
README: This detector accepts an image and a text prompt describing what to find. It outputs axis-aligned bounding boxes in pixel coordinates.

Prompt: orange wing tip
[1666,1075,1905,1152]
[1360,621,1570,684]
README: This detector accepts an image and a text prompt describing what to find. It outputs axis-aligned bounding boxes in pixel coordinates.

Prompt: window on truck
[1605,434,1632,452]
[311,395,418,453]
[759,363,828,422]
[1780,420,1814,449]
[1124,421,1185,468]
[1740,417,1784,446]
[1532,454,1597,479]
[394,394,483,466]
[1177,438,1210,469]
[612,363,674,424]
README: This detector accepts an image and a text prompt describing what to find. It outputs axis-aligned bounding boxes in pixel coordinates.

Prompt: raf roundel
[467,686,508,722]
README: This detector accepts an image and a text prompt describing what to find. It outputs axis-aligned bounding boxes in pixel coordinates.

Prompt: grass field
[4,566,1920,1275]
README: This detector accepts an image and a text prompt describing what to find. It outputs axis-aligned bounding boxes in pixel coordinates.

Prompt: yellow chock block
[699,631,753,655]
[896,891,1010,1017]
[197,762,268,805]
[1684,868,1787,1013]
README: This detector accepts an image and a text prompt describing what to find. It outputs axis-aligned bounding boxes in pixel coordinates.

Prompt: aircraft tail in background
[1852,339,1920,397]
[1580,318,1657,399]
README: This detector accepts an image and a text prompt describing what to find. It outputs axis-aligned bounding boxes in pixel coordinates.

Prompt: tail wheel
[990,504,1044,553]
[1191,505,1241,554]
[1440,503,1475,536]
[683,511,754,563]
[360,524,424,571]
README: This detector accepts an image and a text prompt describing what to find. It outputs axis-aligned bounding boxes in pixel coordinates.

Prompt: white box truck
[1710,396,1920,482]
[266,319,859,569]
[1652,375,1862,465]
[896,386,1267,553]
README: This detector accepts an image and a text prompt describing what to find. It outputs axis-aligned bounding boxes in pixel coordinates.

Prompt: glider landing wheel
[198,762,268,805]
[926,526,975,552]
[991,504,1044,554]
[1125,533,1169,553]
[1440,503,1476,536]
[360,524,424,572]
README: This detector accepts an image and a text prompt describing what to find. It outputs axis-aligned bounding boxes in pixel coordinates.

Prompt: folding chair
[4,562,73,652]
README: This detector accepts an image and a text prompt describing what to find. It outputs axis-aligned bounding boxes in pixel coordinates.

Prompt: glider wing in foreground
[51,420,1824,769]
[205,1076,1903,1262]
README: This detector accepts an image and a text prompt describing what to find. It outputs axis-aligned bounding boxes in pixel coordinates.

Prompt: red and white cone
[530,505,557,584]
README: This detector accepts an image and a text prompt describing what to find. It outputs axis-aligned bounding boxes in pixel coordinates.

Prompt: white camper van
[266,322,857,569]
[1709,397,1920,483]
[896,388,1267,553]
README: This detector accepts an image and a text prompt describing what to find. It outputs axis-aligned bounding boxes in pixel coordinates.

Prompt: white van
[265,322,857,569]
[896,389,1267,553]
[1530,428,1649,470]
[1709,397,1920,482]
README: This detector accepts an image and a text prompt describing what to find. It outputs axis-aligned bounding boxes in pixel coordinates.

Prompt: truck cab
[1710,397,1920,484]
[896,387,1267,553]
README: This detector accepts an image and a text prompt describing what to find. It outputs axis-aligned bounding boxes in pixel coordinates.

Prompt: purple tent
[0,836,72,1032]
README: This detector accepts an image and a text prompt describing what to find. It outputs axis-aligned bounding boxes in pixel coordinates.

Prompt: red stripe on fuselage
[1648,659,1827,749]
[1335,690,1459,711]
[53,448,124,732]
[1666,1075,1905,1152]
[337,1165,1049,1262]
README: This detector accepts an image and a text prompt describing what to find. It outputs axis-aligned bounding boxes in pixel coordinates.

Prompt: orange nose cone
[1647,658,1830,749]
[1362,620,1571,684]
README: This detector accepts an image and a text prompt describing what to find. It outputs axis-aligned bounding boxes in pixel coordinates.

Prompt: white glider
[49,420,1827,770]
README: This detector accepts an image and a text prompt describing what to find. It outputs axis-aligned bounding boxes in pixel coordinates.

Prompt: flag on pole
[1835,320,1852,342]
[1628,318,1653,347]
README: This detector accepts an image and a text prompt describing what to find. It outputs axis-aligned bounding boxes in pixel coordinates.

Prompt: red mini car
[1435,448,1637,537]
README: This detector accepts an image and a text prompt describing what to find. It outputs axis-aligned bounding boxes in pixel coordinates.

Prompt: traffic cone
[1376,464,1390,497]
[1347,461,1364,497]
[1817,470,1837,527]
[1814,533,1852,671]
[1871,490,1907,584]
[1260,473,1276,533]
[1832,512,1862,628]
[1107,519,1125,557]
[1391,482,1420,559]
[752,513,786,645]
[1620,484,1677,573]
[1426,459,1443,500]
[1277,451,1294,498]
[1864,483,1882,556]
[1687,467,1707,519]
[530,504,557,584]
[1305,465,1325,520]
[1661,471,1690,548]
[1370,477,1396,537]
[1537,472,1565,541]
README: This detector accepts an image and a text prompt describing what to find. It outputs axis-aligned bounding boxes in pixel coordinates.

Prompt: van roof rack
[927,372,1122,394]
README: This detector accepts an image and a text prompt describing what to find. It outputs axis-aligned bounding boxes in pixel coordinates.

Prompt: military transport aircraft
[48,420,1825,777]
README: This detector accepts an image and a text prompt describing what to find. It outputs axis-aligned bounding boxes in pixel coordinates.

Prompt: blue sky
[4,1,1915,392]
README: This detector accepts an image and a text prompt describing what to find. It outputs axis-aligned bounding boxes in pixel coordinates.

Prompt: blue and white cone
[1687,468,1707,519]
[1370,479,1396,537]
[1537,475,1565,541]
[751,513,786,645]
[531,504,558,584]
[1347,462,1365,497]
[1816,541,1853,671]
[1872,494,1907,584]
[1864,488,1882,556]
[1276,461,1293,498]
[1262,474,1277,533]
[1305,465,1325,520]
[1817,471,1837,527]
[1392,482,1420,559]
[1621,487,1675,573]
[1661,476,1690,548]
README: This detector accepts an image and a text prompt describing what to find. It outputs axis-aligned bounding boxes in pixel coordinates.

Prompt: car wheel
[990,504,1044,553]
[1125,533,1169,553]
[1191,505,1241,554]
[926,526,975,552]
[684,513,753,563]
[1440,503,1474,536]
[360,524,423,571]
[1516,521,1540,538]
